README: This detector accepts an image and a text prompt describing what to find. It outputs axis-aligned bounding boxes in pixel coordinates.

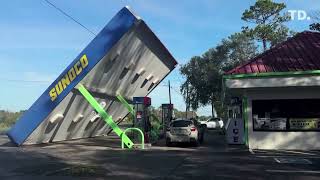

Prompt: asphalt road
[0,130,320,179]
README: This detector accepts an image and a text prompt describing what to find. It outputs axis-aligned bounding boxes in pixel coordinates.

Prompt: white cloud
[0,71,57,85]
[23,71,56,83]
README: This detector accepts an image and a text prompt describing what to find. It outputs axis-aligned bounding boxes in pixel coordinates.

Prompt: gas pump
[161,104,174,133]
[133,97,151,143]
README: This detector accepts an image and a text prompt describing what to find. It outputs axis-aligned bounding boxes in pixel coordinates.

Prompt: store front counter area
[247,97,320,150]
[252,99,320,132]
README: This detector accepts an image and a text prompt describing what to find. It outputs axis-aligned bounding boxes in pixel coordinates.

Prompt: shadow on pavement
[0,130,319,180]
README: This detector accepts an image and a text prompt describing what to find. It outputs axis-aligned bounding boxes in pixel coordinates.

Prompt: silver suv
[166,119,204,146]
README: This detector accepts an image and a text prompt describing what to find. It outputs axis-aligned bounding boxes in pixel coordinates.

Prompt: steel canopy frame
[7,7,177,146]
[77,84,134,148]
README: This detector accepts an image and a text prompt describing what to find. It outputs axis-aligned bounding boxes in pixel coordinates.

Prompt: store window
[252,99,320,131]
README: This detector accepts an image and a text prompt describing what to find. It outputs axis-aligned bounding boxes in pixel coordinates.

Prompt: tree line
[0,110,24,132]
[179,0,318,118]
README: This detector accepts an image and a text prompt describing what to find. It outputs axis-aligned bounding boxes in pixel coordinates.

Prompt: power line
[159,84,183,96]
[44,0,97,36]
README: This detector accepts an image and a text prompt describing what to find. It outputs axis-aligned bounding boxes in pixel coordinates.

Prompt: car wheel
[199,135,204,144]
[166,138,172,147]
[194,141,199,147]
[219,129,226,135]
[191,139,199,147]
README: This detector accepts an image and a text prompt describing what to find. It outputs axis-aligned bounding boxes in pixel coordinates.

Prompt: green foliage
[0,110,24,132]
[198,116,210,121]
[221,32,258,71]
[180,56,209,110]
[310,23,320,31]
[310,11,320,32]
[241,0,291,51]
[180,32,257,117]
[150,113,161,142]
[180,1,293,118]
[172,108,195,119]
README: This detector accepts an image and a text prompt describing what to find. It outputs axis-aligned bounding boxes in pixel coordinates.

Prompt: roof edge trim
[223,70,320,79]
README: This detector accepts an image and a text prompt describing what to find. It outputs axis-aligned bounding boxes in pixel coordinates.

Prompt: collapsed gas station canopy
[7,7,177,146]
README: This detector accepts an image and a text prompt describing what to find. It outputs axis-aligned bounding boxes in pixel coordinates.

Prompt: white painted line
[279,150,317,156]
[249,149,255,154]
[274,157,312,164]
[274,158,281,163]
[256,156,320,159]
[266,170,320,174]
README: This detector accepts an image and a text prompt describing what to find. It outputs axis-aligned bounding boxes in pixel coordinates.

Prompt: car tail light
[191,127,196,131]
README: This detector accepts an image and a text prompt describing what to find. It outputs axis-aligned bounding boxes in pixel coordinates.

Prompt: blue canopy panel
[7,7,177,146]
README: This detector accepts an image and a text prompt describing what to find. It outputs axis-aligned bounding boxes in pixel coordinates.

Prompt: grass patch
[0,126,9,133]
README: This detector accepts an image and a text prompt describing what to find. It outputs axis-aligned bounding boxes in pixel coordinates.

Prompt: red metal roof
[226,31,320,75]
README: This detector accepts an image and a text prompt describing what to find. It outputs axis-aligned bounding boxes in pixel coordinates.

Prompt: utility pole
[185,82,189,119]
[168,80,172,105]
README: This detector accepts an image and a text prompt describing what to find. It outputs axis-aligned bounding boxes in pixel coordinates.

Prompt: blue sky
[0,0,319,115]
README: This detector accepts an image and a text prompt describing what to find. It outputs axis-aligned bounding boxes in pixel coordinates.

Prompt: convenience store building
[224,31,320,150]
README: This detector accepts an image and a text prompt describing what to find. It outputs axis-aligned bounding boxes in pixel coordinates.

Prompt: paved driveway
[0,130,319,179]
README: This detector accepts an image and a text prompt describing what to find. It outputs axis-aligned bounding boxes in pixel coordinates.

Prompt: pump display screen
[136,111,142,119]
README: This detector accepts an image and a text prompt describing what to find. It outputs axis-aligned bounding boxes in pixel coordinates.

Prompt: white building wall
[246,87,320,150]
[226,76,320,89]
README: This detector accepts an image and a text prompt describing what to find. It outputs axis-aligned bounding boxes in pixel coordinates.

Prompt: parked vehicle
[200,118,210,125]
[166,118,204,146]
[202,117,224,130]
[190,118,205,143]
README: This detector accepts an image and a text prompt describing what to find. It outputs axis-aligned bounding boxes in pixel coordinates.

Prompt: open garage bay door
[7,7,177,146]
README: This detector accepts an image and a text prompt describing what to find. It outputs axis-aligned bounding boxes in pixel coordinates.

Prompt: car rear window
[210,118,220,121]
[171,120,192,127]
